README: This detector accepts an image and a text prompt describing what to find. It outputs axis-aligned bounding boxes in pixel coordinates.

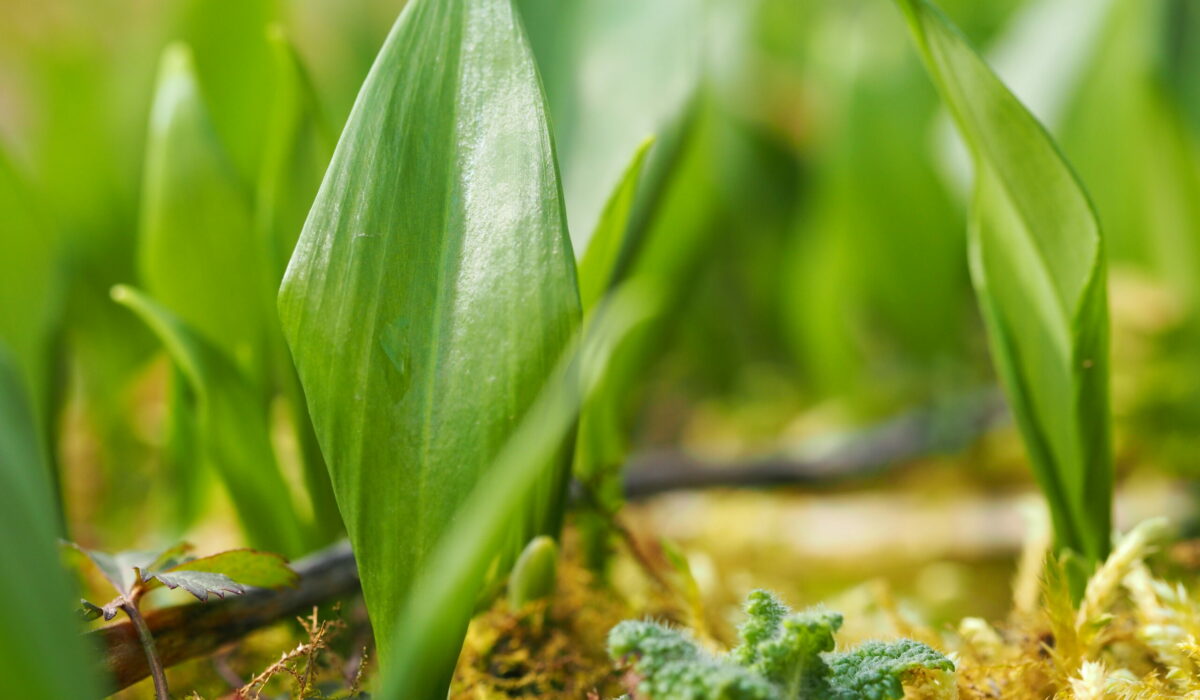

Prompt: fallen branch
[94,392,1005,690]
[93,540,357,691]
[622,389,1007,499]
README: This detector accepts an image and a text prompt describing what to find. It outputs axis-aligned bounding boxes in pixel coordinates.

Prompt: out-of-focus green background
[3,0,1200,663]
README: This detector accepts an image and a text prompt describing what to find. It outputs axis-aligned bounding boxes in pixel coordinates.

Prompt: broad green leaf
[577,137,654,313]
[896,0,1112,561]
[278,0,581,668]
[382,282,661,699]
[255,28,342,542]
[113,286,306,556]
[139,44,265,381]
[0,347,102,697]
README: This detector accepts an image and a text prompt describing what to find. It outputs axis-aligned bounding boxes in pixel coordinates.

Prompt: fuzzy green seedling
[508,536,558,610]
[610,590,953,700]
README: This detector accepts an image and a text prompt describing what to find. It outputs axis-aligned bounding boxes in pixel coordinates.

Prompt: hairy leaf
[113,286,306,555]
[0,348,102,696]
[825,640,956,700]
[278,0,581,669]
[896,0,1112,562]
[608,589,953,700]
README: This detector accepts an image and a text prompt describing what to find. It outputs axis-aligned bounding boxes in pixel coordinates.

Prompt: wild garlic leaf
[278,0,581,671]
[0,348,102,697]
[139,44,265,382]
[896,0,1112,562]
[113,286,306,556]
[381,282,662,699]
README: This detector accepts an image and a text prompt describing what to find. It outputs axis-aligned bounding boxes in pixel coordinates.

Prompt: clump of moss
[951,518,1200,699]
[451,547,634,699]
[608,590,954,699]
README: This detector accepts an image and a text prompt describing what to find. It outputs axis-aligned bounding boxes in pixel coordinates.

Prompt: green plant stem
[120,597,168,700]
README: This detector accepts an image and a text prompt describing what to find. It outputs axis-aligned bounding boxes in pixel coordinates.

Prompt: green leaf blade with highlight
[278,0,581,670]
[382,282,661,699]
[896,0,1112,562]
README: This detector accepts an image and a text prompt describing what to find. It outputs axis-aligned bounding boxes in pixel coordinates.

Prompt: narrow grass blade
[278,0,581,667]
[0,346,102,697]
[381,283,661,699]
[113,286,306,556]
[578,137,655,313]
[896,0,1112,562]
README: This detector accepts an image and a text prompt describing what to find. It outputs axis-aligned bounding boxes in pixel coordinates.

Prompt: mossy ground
[113,492,1200,699]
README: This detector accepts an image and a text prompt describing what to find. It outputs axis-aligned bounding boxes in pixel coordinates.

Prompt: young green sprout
[508,536,559,611]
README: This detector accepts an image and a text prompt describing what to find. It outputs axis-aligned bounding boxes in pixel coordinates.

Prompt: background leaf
[113,285,307,556]
[278,0,581,667]
[516,0,705,252]
[255,28,342,542]
[175,0,279,185]
[139,43,265,382]
[896,0,1112,562]
[0,347,102,697]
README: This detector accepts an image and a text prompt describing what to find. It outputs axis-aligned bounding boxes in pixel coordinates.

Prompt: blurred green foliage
[2,0,1200,692]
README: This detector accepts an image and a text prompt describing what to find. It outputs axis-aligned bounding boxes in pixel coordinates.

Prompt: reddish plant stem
[120,597,169,700]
